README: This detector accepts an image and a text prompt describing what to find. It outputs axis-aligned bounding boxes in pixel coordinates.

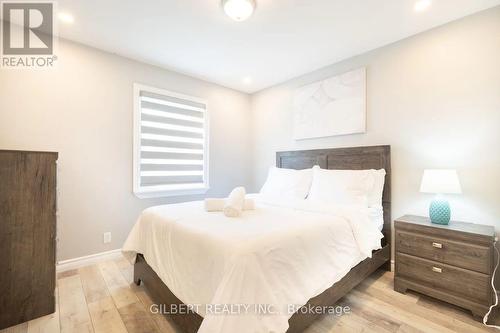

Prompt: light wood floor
[2,257,498,333]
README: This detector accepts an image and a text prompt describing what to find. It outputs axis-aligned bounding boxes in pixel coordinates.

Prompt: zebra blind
[133,85,209,197]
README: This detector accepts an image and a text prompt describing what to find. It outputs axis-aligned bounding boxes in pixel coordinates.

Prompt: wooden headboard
[276,145,391,247]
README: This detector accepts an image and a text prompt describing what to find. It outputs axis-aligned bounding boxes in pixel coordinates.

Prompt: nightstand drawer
[396,253,490,303]
[396,230,491,274]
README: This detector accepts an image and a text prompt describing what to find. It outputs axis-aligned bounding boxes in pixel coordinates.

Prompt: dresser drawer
[396,253,490,303]
[396,230,491,274]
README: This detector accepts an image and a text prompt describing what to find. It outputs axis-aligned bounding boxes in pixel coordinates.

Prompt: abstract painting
[293,67,366,140]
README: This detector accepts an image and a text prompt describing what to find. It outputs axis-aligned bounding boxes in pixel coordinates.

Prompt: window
[133,84,209,198]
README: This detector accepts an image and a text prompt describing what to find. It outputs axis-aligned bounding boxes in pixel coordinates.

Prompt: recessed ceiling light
[414,0,432,12]
[242,77,253,84]
[222,0,256,22]
[58,12,74,24]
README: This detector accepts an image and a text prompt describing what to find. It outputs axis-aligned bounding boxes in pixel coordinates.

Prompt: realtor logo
[1,1,57,68]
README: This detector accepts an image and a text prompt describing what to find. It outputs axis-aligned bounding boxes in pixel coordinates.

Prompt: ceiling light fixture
[222,0,256,22]
[242,77,253,84]
[414,0,432,12]
[58,12,75,23]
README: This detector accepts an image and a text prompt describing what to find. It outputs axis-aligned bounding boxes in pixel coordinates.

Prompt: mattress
[122,195,383,333]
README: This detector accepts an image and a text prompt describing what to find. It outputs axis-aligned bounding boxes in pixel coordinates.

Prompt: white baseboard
[57,249,123,272]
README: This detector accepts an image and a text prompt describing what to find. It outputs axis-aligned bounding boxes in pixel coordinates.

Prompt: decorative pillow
[368,169,386,207]
[260,166,313,200]
[308,166,382,206]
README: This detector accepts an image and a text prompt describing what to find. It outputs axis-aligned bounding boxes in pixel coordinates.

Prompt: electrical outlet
[103,232,111,244]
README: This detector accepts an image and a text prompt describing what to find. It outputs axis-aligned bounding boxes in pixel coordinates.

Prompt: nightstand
[394,215,495,320]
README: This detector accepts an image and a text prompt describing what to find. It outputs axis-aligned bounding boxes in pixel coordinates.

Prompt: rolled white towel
[204,198,225,212]
[223,187,246,217]
[243,198,255,210]
[204,198,255,212]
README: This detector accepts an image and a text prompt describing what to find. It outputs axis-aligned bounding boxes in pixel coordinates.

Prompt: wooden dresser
[0,150,58,329]
[394,215,495,319]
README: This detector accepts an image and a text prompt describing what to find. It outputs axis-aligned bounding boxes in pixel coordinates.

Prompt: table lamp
[420,169,462,225]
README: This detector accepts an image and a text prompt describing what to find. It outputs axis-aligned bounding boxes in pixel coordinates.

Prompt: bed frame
[134,145,392,333]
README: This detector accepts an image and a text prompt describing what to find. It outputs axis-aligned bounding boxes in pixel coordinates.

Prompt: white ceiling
[56,0,500,93]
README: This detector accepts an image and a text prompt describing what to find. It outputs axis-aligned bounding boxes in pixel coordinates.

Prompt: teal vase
[429,198,451,225]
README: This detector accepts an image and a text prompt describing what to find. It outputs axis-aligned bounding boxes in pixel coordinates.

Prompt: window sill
[134,187,209,199]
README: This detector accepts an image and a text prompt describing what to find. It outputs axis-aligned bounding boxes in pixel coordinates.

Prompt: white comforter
[122,195,383,333]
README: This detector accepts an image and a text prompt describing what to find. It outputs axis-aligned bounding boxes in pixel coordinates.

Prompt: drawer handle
[432,266,442,273]
[432,242,443,249]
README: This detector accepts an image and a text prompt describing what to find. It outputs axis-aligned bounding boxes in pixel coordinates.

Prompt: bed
[127,145,391,333]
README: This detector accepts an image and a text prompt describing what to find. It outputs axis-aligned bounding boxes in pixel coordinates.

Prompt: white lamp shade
[420,169,462,194]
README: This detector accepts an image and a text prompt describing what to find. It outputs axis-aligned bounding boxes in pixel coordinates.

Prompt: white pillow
[260,166,313,200]
[308,167,385,207]
[368,169,386,207]
[308,167,373,205]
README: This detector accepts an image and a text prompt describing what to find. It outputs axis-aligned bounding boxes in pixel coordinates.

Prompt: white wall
[250,7,500,232]
[0,39,252,261]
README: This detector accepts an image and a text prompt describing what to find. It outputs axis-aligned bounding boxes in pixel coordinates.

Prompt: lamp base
[429,198,451,225]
